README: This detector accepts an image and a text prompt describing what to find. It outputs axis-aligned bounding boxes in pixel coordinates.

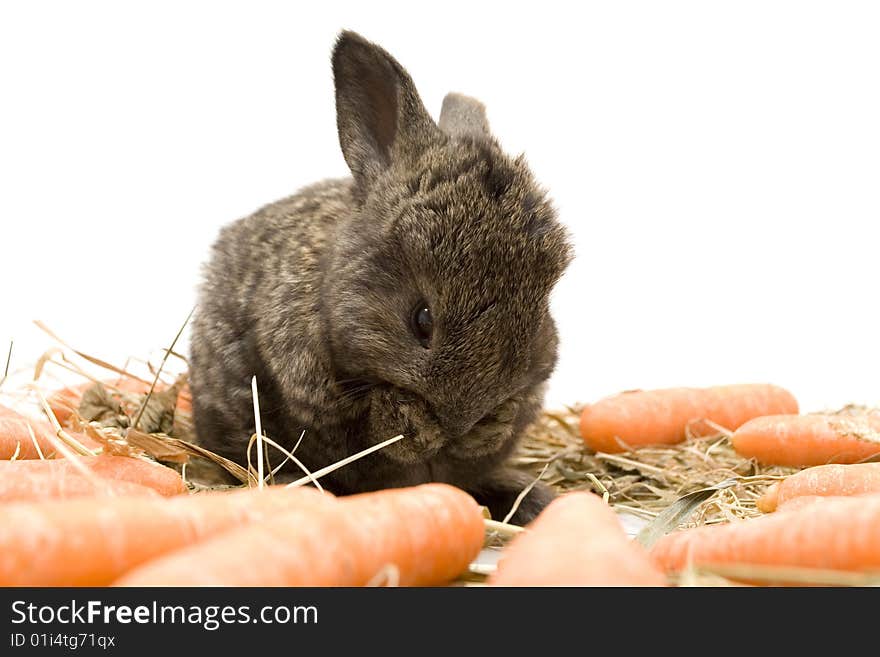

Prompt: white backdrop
[1,1,878,412]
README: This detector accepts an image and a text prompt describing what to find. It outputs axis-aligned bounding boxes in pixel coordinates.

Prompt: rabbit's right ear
[438,93,491,139]
[332,31,437,190]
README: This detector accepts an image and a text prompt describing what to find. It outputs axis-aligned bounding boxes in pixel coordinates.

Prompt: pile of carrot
[579,384,798,453]
[573,381,880,584]
[579,383,880,467]
[0,483,485,587]
[635,399,880,581]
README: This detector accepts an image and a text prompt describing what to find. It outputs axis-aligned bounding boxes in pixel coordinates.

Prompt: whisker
[334,376,374,387]
[333,379,379,405]
[334,389,376,406]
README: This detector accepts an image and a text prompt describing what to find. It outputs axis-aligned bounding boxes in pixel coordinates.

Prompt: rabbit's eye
[410,304,433,348]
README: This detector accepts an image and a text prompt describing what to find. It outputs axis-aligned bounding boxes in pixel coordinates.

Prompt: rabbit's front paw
[469,468,556,526]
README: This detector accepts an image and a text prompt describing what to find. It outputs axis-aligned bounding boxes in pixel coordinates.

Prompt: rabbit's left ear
[333,31,438,190]
[438,92,491,138]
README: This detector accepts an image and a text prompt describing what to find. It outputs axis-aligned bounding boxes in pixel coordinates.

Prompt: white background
[1,1,878,412]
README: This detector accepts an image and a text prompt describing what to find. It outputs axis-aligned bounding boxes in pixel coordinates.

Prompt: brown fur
[189,31,572,524]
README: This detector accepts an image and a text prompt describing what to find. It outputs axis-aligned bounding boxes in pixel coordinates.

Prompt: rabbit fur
[189,31,573,524]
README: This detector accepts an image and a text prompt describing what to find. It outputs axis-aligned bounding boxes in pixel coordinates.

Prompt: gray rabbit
[189,31,572,524]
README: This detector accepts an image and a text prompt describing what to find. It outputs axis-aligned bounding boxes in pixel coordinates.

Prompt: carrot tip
[756,483,779,513]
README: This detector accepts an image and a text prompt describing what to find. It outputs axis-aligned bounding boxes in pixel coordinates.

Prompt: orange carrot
[115,483,484,587]
[732,413,880,467]
[757,463,880,512]
[776,495,856,512]
[0,471,159,502]
[755,481,781,513]
[0,455,187,498]
[0,410,54,459]
[0,406,103,459]
[580,384,798,453]
[488,492,666,586]
[0,486,333,586]
[777,493,880,513]
[651,495,880,573]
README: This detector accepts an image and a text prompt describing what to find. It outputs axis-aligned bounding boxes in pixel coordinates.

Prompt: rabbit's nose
[438,408,483,438]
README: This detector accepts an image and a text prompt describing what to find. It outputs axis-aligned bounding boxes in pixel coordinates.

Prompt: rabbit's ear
[332,31,436,188]
[438,93,491,139]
